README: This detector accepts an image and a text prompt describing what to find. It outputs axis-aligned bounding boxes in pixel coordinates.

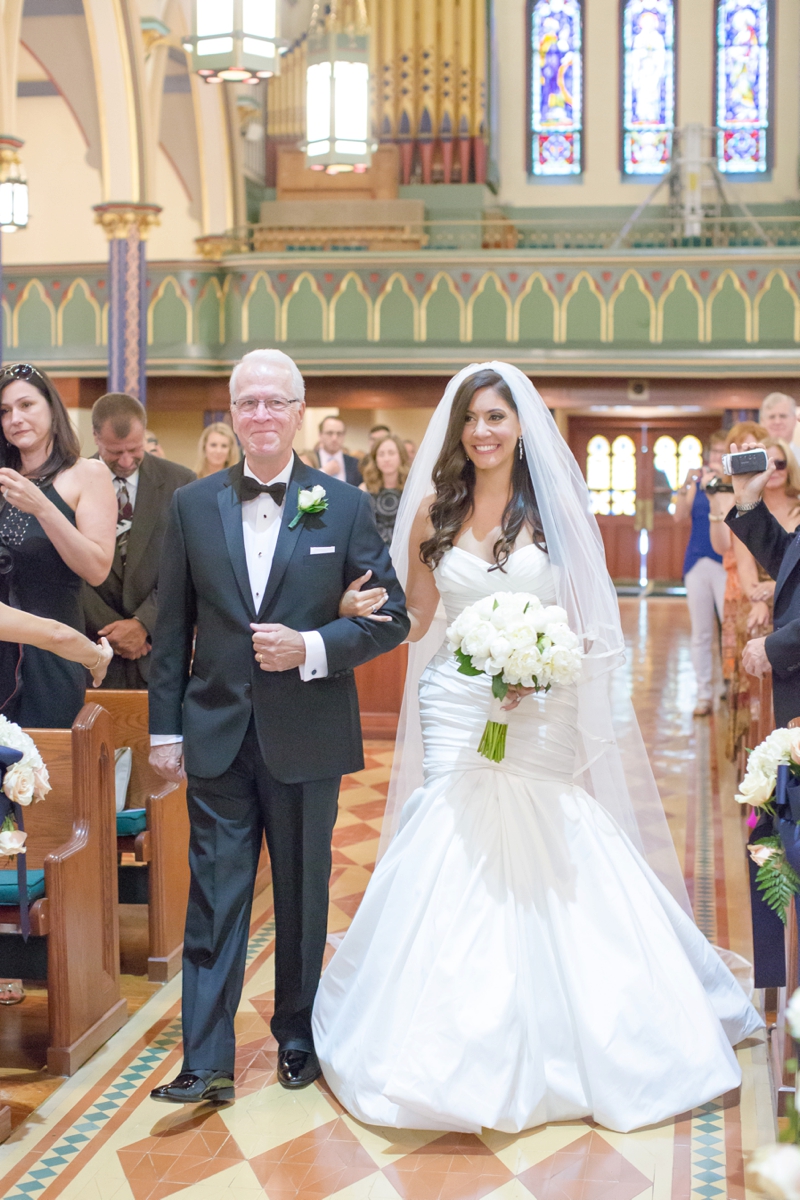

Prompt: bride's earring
[518,437,524,460]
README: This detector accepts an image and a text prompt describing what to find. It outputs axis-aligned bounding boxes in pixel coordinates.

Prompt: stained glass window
[621,0,675,176]
[586,435,636,515]
[529,0,583,177]
[716,0,770,174]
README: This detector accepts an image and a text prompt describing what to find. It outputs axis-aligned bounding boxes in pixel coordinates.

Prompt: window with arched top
[586,434,636,515]
[653,434,679,489]
[528,0,583,177]
[716,0,771,175]
[621,0,675,176]
[678,435,704,484]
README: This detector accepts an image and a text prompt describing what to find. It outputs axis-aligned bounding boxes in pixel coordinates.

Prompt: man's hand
[99,617,150,659]
[743,635,771,678]
[728,441,775,508]
[251,623,306,671]
[149,743,186,783]
[322,458,340,477]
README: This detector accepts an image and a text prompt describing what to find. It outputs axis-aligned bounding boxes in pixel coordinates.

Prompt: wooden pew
[92,690,271,984]
[355,643,408,738]
[0,704,127,1075]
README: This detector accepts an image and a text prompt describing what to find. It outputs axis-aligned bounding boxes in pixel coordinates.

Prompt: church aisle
[0,599,774,1200]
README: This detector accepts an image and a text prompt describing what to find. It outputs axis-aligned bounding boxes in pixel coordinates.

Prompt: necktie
[236,476,287,506]
[115,477,133,560]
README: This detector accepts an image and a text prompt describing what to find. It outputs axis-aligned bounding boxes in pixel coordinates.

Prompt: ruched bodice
[423,545,576,786]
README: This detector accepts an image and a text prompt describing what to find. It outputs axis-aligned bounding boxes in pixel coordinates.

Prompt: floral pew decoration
[748,989,800,1197]
[0,715,51,939]
[738,729,800,924]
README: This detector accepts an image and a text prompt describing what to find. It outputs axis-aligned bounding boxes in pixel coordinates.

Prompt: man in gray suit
[83,393,195,688]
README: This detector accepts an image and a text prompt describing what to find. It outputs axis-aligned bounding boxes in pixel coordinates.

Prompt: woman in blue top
[672,430,728,717]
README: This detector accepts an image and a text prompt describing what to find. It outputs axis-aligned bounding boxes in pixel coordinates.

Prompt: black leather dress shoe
[277,1047,322,1089]
[150,1070,234,1104]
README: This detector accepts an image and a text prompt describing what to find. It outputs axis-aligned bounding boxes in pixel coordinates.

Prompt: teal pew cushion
[116,809,147,837]
[0,868,46,905]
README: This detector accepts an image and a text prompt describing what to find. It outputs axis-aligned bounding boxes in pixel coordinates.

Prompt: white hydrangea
[746,1143,800,1200]
[0,715,50,807]
[735,727,797,807]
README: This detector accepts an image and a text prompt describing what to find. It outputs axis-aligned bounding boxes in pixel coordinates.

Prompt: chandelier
[305,0,372,173]
[185,0,280,84]
[0,139,28,232]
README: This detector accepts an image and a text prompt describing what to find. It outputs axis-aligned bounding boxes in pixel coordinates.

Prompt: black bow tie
[237,476,287,506]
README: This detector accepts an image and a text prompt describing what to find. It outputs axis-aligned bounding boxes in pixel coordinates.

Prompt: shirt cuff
[298,630,328,681]
[150,735,183,746]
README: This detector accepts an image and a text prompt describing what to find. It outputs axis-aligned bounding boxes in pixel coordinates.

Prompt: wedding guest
[83,393,195,688]
[317,416,362,485]
[145,431,165,458]
[299,449,320,469]
[760,393,799,461]
[195,421,239,478]
[368,423,391,451]
[359,434,410,544]
[0,364,116,727]
[672,429,729,717]
[403,438,417,463]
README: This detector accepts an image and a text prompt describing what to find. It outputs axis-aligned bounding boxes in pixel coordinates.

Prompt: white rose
[33,765,50,801]
[0,827,26,856]
[786,988,800,1041]
[748,843,777,867]
[298,485,326,511]
[736,767,776,807]
[746,1143,800,1200]
[4,765,35,807]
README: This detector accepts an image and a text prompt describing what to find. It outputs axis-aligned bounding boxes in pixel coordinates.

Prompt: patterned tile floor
[0,599,776,1200]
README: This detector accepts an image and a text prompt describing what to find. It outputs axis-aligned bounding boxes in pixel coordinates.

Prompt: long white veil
[380,361,692,917]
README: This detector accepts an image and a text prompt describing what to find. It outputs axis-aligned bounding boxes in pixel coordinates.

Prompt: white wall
[495,0,800,209]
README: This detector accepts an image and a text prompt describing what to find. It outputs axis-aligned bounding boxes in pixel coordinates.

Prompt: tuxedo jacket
[725,501,800,725]
[83,453,195,685]
[343,453,363,487]
[148,456,409,781]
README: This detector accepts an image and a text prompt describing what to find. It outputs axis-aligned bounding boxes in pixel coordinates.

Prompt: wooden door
[570,417,722,586]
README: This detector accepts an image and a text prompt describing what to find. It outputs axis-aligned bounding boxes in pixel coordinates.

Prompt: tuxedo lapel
[257,455,314,620]
[124,456,163,584]
[218,462,256,619]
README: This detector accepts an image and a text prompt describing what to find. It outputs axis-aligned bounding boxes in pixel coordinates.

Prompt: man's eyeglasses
[0,363,45,387]
[232,397,299,416]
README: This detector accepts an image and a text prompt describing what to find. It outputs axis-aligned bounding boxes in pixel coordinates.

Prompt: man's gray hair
[761,391,797,418]
[229,349,305,403]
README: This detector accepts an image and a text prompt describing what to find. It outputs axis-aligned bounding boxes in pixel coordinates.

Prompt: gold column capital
[93,202,162,241]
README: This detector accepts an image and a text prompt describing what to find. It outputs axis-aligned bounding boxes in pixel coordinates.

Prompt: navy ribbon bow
[0,745,28,938]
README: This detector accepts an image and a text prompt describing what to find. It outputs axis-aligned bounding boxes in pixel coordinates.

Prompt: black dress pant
[181,719,339,1075]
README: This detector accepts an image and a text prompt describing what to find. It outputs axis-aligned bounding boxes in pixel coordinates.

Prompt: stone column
[93,203,161,404]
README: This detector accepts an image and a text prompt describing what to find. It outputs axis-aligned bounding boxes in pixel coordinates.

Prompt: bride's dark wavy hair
[420,369,546,572]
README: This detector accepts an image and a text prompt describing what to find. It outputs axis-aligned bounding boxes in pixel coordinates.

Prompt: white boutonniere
[289,484,328,529]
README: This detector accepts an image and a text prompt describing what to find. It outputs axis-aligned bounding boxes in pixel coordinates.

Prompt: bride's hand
[502,685,536,711]
[339,570,391,622]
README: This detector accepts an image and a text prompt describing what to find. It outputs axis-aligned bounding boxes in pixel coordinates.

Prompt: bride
[313,362,762,1135]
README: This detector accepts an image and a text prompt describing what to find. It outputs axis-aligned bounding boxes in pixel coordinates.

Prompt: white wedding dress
[312,544,763,1134]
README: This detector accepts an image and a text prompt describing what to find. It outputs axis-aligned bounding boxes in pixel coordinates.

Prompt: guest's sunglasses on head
[0,363,46,387]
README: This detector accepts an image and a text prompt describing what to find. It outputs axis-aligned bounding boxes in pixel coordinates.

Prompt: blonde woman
[195,422,239,478]
[359,434,410,545]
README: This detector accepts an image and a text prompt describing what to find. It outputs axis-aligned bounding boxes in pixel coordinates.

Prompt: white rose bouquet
[0,715,50,859]
[446,591,583,763]
[738,728,800,924]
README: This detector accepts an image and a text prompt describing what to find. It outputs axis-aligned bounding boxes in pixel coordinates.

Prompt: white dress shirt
[150,459,327,748]
[113,467,139,508]
[318,448,346,482]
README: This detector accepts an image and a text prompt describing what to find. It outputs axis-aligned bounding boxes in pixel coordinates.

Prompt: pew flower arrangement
[737,728,800,924]
[0,715,50,858]
[446,591,583,762]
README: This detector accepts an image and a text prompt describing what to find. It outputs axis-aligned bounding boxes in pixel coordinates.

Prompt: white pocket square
[309,546,335,555]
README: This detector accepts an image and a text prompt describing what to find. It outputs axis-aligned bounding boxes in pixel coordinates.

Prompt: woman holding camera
[0,364,116,727]
[672,430,729,717]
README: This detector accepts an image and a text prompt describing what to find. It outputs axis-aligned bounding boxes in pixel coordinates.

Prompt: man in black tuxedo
[725,441,800,726]
[83,393,195,687]
[147,349,408,1105]
[317,415,363,485]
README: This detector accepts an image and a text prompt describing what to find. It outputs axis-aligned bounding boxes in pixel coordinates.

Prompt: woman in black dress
[359,434,410,545]
[0,364,116,727]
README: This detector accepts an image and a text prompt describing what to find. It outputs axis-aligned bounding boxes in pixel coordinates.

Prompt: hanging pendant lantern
[0,139,28,232]
[304,0,372,173]
[185,0,280,84]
